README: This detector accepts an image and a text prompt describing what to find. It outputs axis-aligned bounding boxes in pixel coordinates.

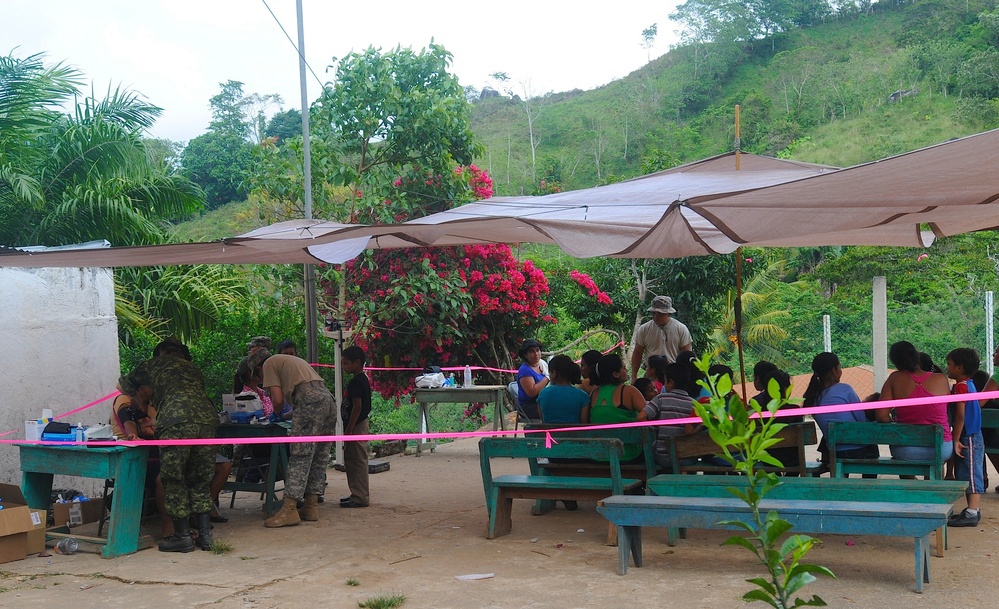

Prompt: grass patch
[239,556,258,561]
[346,578,360,586]
[210,539,234,555]
[357,593,405,609]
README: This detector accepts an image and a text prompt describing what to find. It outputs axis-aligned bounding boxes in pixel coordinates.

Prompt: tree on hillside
[181,80,280,210]
[241,92,284,144]
[264,108,302,143]
[671,0,798,52]
[642,23,658,61]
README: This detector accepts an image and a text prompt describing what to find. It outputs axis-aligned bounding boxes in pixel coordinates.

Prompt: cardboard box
[25,509,45,555]
[0,483,35,564]
[52,499,104,528]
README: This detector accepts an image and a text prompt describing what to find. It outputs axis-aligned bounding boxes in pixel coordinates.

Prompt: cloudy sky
[6,0,682,142]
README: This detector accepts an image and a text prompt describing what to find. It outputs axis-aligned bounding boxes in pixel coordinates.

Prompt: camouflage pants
[285,381,337,501]
[159,423,217,518]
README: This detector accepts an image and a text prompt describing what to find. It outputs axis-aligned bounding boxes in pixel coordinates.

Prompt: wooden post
[733,105,748,401]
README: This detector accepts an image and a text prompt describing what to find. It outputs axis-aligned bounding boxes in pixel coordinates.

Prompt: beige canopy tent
[0,152,835,267]
[1,129,998,267]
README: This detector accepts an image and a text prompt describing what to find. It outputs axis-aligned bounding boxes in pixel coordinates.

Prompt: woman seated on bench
[805,352,879,476]
[581,354,646,463]
[875,340,953,463]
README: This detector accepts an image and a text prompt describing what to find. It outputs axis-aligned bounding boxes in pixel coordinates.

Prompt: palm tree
[0,51,246,339]
[709,257,801,370]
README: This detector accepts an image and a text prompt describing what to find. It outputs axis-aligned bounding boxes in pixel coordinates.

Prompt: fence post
[873,276,887,392]
[987,291,994,376]
[823,315,831,353]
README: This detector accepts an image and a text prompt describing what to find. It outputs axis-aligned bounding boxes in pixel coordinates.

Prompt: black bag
[43,421,72,434]
[422,365,442,374]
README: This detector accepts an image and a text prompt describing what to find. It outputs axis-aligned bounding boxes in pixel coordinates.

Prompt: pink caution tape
[2,387,996,448]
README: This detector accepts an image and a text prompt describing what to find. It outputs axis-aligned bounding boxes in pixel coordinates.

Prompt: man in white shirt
[630,295,693,379]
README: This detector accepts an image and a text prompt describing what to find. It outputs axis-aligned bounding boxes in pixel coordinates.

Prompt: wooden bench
[597,495,952,592]
[665,421,827,476]
[478,437,642,539]
[647,474,968,555]
[826,422,943,479]
[523,423,658,482]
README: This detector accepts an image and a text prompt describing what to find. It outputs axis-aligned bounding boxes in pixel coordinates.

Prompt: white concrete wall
[0,267,119,494]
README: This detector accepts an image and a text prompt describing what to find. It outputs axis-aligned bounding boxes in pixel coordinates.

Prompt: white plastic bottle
[463,364,473,387]
[75,422,84,442]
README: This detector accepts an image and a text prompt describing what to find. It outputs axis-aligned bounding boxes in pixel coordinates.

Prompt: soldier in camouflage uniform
[119,338,219,552]
[248,348,336,527]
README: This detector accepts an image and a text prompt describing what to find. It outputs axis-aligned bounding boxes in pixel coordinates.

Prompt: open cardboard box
[0,483,40,563]
[52,498,104,529]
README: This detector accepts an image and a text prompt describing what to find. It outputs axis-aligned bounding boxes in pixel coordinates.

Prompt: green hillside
[471,0,997,194]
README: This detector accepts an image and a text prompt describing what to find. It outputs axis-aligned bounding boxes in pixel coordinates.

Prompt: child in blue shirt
[946,347,984,527]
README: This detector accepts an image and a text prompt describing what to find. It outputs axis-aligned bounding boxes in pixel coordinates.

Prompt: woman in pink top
[875,341,954,462]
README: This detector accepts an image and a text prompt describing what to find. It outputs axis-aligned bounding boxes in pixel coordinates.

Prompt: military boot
[299,494,320,521]
[194,513,213,550]
[264,497,301,528]
[158,517,196,553]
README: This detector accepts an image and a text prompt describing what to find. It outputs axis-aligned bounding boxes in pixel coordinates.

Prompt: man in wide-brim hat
[630,296,692,379]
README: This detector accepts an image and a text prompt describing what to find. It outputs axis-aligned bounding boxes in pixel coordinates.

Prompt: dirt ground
[2,430,998,609]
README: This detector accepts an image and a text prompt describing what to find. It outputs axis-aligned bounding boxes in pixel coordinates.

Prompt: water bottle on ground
[464,365,473,387]
[55,537,79,554]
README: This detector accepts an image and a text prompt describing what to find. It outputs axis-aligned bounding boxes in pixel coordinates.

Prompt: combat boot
[193,513,213,550]
[264,496,301,528]
[158,517,196,553]
[299,494,320,521]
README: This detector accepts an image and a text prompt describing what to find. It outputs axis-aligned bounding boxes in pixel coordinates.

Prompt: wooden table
[19,443,150,558]
[217,422,290,517]
[414,385,508,455]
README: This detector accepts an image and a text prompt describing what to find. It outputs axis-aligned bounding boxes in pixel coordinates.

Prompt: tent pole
[733,105,748,401]
[735,248,748,402]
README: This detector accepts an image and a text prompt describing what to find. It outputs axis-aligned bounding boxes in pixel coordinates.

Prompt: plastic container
[74,424,84,443]
[230,412,252,424]
[464,365,473,387]
[54,537,79,555]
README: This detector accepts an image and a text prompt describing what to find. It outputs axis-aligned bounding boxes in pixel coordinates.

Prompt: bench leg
[616,525,643,575]
[489,494,513,539]
[934,526,944,558]
[667,526,678,547]
[606,522,617,546]
[914,534,930,593]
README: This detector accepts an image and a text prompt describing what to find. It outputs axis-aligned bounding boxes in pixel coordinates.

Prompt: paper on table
[455,573,495,581]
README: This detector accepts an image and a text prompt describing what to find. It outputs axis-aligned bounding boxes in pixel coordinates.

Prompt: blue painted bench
[647,474,967,555]
[479,437,642,539]
[597,495,952,593]
[826,421,943,479]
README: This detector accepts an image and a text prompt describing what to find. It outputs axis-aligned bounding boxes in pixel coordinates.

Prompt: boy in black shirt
[340,346,371,508]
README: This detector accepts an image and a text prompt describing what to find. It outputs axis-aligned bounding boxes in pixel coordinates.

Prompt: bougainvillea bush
[324,243,551,398]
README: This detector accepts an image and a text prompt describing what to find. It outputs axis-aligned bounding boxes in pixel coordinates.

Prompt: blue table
[18,443,150,558]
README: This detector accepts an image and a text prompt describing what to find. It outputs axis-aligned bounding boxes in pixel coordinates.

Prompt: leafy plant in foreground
[693,355,834,608]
